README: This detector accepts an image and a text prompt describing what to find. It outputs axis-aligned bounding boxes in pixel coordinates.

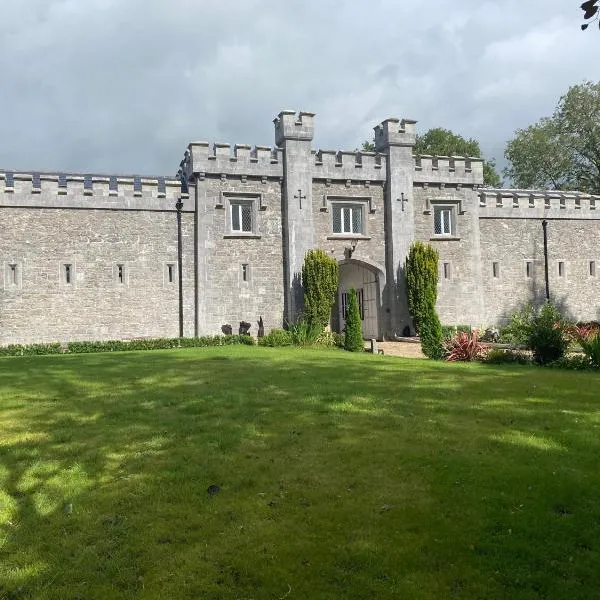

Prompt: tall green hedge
[302,249,339,329]
[405,242,444,359]
[344,288,364,352]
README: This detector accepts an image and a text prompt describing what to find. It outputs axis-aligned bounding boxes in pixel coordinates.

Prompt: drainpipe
[542,219,550,302]
[176,196,184,337]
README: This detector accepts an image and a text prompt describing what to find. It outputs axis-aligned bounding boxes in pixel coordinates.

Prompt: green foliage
[405,242,444,359]
[287,319,323,346]
[578,330,600,368]
[0,335,255,357]
[405,242,439,334]
[362,126,500,186]
[0,343,63,356]
[258,328,294,347]
[441,325,472,341]
[484,348,532,365]
[504,81,600,193]
[501,303,537,346]
[548,354,596,371]
[528,303,569,365]
[419,313,445,360]
[414,127,501,187]
[344,288,364,352]
[301,249,339,330]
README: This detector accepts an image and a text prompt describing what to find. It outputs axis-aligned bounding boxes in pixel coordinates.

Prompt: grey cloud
[0,0,597,175]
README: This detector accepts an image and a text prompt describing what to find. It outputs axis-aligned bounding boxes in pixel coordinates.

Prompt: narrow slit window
[167,264,174,283]
[117,264,124,284]
[526,261,533,278]
[242,264,249,282]
[64,264,72,284]
[492,262,500,278]
[558,262,565,277]
[9,263,17,285]
[590,261,596,277]
[443,262,451,280]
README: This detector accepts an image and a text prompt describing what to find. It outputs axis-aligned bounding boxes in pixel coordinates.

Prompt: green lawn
[0,347,599,599]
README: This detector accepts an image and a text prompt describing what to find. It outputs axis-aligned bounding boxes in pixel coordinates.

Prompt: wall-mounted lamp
[345,239,358,259]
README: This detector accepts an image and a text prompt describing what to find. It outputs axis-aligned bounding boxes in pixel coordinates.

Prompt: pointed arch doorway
[336,258,385,340]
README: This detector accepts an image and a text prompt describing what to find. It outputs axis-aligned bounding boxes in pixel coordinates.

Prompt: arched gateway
[335,258,386,340]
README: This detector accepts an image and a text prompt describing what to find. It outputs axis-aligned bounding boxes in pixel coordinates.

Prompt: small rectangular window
[558,261,565,277]
[167,264,174,283]
[9,263,17,285]
[117,264,124,284]
[231,201,253,233]
[492,262,500,278]
[443,262,451,280]
[434,207,453,236]
[64,264,72,284]
[242,263,249,282]
[526,261,533,278]
[544,197,551,209]
[332,204,363,235]
[559,197,566,209]
[590,261,596,277]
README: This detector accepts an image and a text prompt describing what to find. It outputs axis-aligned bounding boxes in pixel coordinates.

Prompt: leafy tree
[361,140,375,152]
[301,249,339,330]
[344,288,364,352]
[405,242,444,359]
[581,0,600,30]
[361,127,501,187]
[414,128,501,187]
[504,81,600,193]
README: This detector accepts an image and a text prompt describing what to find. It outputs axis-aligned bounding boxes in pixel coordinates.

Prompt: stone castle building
[1,110,599,345]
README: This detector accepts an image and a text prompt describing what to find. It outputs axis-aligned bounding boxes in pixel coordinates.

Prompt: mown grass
[0,347,599,599]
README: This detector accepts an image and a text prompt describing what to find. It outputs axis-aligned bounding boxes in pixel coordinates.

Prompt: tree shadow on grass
[0,348,599,599]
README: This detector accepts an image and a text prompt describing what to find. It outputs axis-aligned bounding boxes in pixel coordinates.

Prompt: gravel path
[364,340,425,358]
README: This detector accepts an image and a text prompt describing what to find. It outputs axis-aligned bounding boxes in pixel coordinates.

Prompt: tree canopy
[581,0,600,30]
[504,81,600,193]
[362,128,501,187]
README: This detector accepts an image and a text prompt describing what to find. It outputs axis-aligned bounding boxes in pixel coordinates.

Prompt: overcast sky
[0,0,598,176]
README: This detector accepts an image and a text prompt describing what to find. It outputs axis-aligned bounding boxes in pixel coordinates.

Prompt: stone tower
[274,111,315,323]
[374,118,417,335]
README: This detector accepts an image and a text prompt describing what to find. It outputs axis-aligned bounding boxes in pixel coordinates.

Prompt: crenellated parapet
[312,149,386,182]
[183,142,283,181]
[478,188,600,219]
[0,171,186,211]
[413,155,484,186]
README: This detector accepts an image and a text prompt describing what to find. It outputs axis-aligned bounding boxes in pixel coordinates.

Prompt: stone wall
[194,176,285,336]
[0,175,195,343]
[479,217,600,324]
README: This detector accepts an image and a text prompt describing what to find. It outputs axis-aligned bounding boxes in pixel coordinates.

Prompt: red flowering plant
[444,329,489,362]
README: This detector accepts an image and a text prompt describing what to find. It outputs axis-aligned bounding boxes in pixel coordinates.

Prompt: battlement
[184,141,284,180]
[0,171,187,211]
[374,118,417,152]
[413,155,484,186]
[311,149,386,182]
[478,188,600,219]
[274,110,315,146]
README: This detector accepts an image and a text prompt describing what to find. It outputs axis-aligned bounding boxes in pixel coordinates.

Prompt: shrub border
[0,335,255,357]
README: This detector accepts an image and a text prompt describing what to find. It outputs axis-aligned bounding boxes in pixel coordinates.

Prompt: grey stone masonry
[1,111,600,346]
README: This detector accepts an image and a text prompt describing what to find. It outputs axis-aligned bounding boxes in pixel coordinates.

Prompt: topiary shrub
[405,242,444,359]
[344,288,364,352]
[528,302,568,365]
[302,249,339,331]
